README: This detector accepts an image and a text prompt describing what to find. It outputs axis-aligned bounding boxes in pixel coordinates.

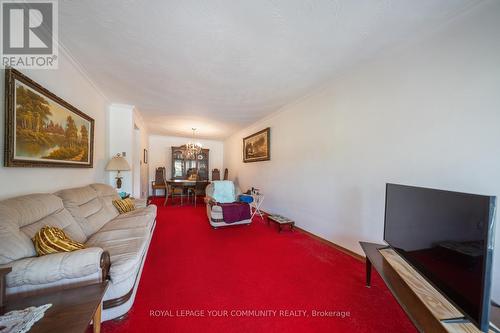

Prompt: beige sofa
[0,183,156,321]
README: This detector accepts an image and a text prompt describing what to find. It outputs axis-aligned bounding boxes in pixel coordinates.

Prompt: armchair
[205,181,252,228]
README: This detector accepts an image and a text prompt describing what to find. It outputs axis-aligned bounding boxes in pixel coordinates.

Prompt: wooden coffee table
[1,282,109,333]
[267,214,295,232]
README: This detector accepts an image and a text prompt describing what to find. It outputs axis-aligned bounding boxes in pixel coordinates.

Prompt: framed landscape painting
[4,68,94,168]
[243,127,270,163]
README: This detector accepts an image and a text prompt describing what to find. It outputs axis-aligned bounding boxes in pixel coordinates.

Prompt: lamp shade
[106,155,130,171]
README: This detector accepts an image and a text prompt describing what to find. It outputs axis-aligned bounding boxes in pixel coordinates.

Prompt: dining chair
[170,183,184,205]
[162,171,169,206]
[163,183,170,206]
[186,183,197,207]
[151,167,166,197]
[212,169,220,181]
[223,168,228,180]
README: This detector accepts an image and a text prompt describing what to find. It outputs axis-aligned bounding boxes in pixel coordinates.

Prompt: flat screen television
[384,184,496,332]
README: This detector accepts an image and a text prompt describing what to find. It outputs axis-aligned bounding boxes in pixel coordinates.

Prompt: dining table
[165,179,210,206]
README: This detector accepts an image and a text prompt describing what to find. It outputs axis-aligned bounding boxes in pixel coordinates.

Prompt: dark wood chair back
[155,167,166,185]
[223,168,228,180]
[212,169,220,181]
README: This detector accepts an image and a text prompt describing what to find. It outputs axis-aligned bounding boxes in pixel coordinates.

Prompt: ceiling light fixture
[184,128,202,160]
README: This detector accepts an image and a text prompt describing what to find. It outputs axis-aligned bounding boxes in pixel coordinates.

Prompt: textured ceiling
[59,0,480,139]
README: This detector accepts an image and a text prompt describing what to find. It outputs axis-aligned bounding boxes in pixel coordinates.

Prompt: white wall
[224,1,500,301]
[149,134,224,193]
[107,104,133,193]
[107,104,149,198]
[133,128,142,197]
[0,51,109,199]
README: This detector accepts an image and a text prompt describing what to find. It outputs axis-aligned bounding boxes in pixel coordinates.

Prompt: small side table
[267,214,295,232]
[1,282,109,333]
[250,193,264,220]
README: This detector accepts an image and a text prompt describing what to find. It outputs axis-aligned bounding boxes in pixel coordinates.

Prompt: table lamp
[106,154,130,189]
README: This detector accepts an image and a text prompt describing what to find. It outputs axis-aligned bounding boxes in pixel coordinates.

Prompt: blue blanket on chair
[212,181,235,203]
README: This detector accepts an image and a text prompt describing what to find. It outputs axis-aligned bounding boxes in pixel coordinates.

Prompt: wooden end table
[1,282,109,333]
[267,214,295,232]
[0,267,12,307]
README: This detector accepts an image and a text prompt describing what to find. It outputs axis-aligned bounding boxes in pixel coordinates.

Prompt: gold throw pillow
[33,226,85,256]
[113,198,135,214]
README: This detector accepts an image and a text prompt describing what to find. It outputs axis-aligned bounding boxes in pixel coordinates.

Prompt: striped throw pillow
[33,226,85,256]
[113,198,135,214]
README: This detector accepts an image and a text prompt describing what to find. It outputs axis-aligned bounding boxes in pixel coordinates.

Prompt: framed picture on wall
[243,127,270,163]
[143,149,148,164]
[4,68,95,168]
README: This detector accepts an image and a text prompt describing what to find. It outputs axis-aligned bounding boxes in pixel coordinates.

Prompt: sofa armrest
[205,195,243,205]
[100,250,111,281]
[132,198,148,208]
[3,248,109,288]
[0,267,12,306]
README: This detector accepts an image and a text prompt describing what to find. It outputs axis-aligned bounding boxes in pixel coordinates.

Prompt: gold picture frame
[243,127,270,163]
[4,68,94,168]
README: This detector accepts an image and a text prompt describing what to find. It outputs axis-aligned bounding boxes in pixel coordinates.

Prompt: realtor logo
[1,0,58,69]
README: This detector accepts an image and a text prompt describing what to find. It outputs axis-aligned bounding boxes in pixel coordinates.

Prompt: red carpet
[100,198,416,333]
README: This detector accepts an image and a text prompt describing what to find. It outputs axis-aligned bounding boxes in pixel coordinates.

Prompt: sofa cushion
[0,204,36,265]
[90,183,120,200]
[20,208,87,243]
[85,222,150,285]
[113,205,156,225]
[101,216,155,234]
[2,193,62,226]
[90,183,121,215]
[0,193,86,264]
[132,198,148,209]
[56,185,119,237]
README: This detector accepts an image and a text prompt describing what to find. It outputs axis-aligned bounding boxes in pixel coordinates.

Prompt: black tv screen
[384,184,496,331]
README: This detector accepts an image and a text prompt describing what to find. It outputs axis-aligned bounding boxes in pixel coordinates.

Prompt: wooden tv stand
[360,242,498,333]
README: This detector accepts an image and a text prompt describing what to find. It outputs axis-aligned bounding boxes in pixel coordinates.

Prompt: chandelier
[184,128,202,159]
